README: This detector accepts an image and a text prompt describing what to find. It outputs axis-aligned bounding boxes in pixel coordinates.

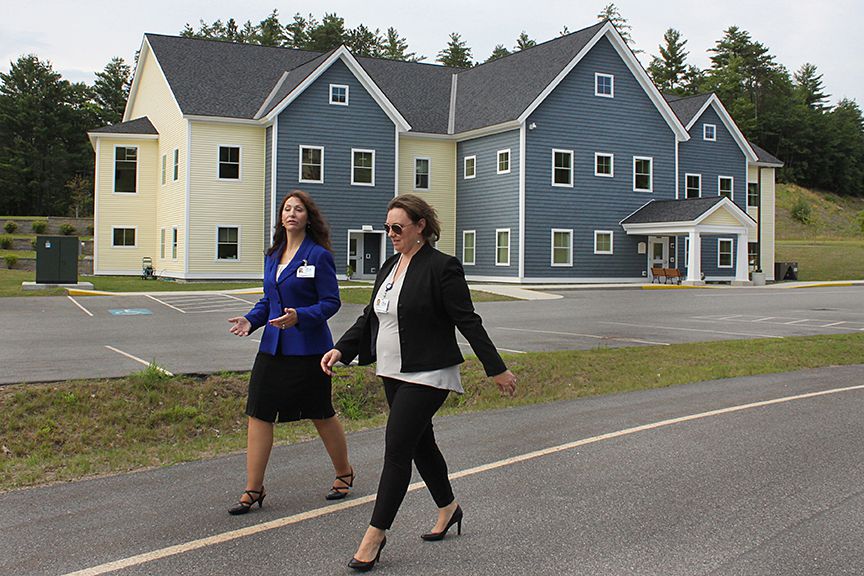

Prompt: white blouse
[373,263,463,393]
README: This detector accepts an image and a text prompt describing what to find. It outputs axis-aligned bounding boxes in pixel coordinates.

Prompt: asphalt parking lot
[1,285,862,385]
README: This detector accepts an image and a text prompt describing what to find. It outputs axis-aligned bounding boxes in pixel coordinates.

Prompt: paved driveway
[1,285,862,384]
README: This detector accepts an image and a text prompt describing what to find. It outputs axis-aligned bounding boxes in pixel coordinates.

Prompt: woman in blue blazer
[227,190,354,514]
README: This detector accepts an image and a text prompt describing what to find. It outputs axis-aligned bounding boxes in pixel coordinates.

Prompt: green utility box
[36,236,79,284]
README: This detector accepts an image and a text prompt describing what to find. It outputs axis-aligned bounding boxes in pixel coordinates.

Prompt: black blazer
[334,243,506,377]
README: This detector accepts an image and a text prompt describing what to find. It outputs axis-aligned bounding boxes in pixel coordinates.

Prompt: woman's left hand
[493,370,517,397]
[268,307,298,330]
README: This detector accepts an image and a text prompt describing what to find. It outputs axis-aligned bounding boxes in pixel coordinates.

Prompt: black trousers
[370,377,454,530]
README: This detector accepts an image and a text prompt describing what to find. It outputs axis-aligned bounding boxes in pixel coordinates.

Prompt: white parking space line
[456,340,525,354]
[496,326,669,347]
[145,295,186,313]
[67,296,93,317]
[753,317,775,322]
[221,293,258,304]
[104,346,173,376]
[60,381,864,576]
[686,316,864,333]
[603,321,783,339]
[821,321,847,327]
[784,319,812,325]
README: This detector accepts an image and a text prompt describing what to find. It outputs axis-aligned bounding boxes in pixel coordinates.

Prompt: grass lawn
[776,240,864,281]
[1,332,861,491]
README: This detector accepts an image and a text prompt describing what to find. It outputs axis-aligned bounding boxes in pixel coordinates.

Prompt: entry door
[648,237,668,280]
[362,233,380,275]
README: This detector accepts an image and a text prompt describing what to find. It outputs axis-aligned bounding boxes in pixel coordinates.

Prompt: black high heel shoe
[227,487,265,515]
[421,505,463,541]
[348,536,386,572]
[326,467,355,501]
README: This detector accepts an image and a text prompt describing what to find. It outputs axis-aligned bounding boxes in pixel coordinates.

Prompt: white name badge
[296,265,315,278]
[373,296,390,314]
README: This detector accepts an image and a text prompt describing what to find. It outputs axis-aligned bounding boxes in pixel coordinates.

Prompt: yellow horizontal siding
[187,122,267,275]
[128,44,187,275]
[398,137,457,255]
[749,165,776,279]
[702,209,740,227]
[94,139,158,273]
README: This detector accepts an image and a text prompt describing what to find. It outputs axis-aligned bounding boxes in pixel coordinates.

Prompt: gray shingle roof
[256,50,334,119]
[453,22,605,133]
[621,197,725,224]
[664,93,711,126]
[90,116,158,134]
[748,141,784,166]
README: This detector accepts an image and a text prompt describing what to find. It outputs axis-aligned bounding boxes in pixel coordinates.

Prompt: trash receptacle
[774,261,798,281]
[36,235,79,284]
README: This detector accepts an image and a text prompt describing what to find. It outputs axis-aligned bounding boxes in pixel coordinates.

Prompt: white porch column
[734,231,750,283]
[686,230,701,283]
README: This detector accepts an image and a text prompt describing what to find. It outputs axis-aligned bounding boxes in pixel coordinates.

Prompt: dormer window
[595,73,614,98]
[330,84,349,106]
[703,124,716,141]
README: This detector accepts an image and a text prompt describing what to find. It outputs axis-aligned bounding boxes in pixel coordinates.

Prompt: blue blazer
[245,236,341,356]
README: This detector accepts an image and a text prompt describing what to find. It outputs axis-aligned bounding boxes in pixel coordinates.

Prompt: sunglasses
[383,222,414,235]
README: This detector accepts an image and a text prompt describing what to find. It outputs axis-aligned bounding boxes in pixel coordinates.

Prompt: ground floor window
[171,227,178,259]
[463,230,475,265]
[551,229,572,266]
[112,227,136,247]
[496,229,510,266]
[594,230,613,255]
[217,226,239,260]
[718,238,733,268]
[160,228,166,258]
[748,241,760,270]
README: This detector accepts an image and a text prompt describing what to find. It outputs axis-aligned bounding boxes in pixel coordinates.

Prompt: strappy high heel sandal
[326,468,355,501]
[228,487,265,515]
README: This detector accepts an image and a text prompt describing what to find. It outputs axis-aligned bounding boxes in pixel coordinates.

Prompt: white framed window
[551,229,573,266]
[747,182,759,207]
[703,124,716,141]
[464,155,476,179]
[172,149,179,181]
[497,149,511,174]
[719,176,734,200]
[718,238,733,268]
[113,146,137,193]
[495,229,510,266]
[414,157,430,190]
[351,149,375,186]
[462,230,476,265]
[594,230,614,255]
[552,149,573,187]
[216,226,239,260]
[329,84,349,105]
[161,154,166,185]
[633,156,653,192]
[218,146,241,180]
[685,173,701,198]
[299,145,324,183]
[595,73,614,97]
[111,226,136,247]
[160,228,165,259]
[171,227,178,260]
[595,153,613,177]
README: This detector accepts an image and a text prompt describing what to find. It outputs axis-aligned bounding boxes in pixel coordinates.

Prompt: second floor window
[415,158,430,190]
[114,147,137,193]
[719,176,733,199]
[218,146,240,179]
[553,149,573,187]
[464,155,476,179]
[352,149,375,186]
[300,146,323,183]
[595,153,613,177]
[633,157,653,192]
[747,182,760,207]
[686,174,701,198]
[497,149,510,174]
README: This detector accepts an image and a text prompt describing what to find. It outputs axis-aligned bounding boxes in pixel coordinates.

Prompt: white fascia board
[518,22,689,142]
[263,47,411,132]
[454,120,521,142]
[87,132,158,149]
[686,95,758,162]
[255,71,290,119]
[621,222,695,235]
[183,114,262,126]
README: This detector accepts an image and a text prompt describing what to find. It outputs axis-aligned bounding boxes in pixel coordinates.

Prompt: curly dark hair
[267,190,332,255]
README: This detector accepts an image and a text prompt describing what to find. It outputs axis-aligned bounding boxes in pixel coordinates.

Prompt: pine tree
[437,33,473,68]
[256,10,287,47]
[93,57,131,126]
[597,3,640,53]
[648,29,689,93]
[514,31,536,51]
[380,28,421,61]
[793,63,830,110]
[486,45,510,63]
[307,13,348,52]
[347,24,384,58]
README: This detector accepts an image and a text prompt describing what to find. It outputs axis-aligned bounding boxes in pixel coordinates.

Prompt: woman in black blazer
[321,194,517,571]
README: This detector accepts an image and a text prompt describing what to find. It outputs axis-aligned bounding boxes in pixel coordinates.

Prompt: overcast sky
[2,0,860,106]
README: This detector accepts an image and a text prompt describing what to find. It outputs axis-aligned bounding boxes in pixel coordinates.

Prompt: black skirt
[245,352,336,423]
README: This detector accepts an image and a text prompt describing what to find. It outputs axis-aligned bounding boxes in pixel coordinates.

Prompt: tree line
[0,5,861,217]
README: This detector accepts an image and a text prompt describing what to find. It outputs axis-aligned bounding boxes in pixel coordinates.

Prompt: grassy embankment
[774,183,864,280]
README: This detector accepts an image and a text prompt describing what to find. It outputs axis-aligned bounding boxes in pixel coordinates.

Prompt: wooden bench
[651,267,683,284]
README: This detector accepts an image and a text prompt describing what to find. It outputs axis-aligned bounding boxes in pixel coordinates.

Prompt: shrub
[0,235,12,249]
[59,223,77,235]
[857,211,864,235]
[4,255,18,269]
[86,225,94,235]
[4,221,17,234]
[791,198,812,224]
[31,239,37,250]
[31,220,47,233]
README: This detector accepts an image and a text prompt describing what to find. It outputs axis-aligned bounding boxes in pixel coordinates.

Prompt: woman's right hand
[320,348,342,375]
[228,316,252,337]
